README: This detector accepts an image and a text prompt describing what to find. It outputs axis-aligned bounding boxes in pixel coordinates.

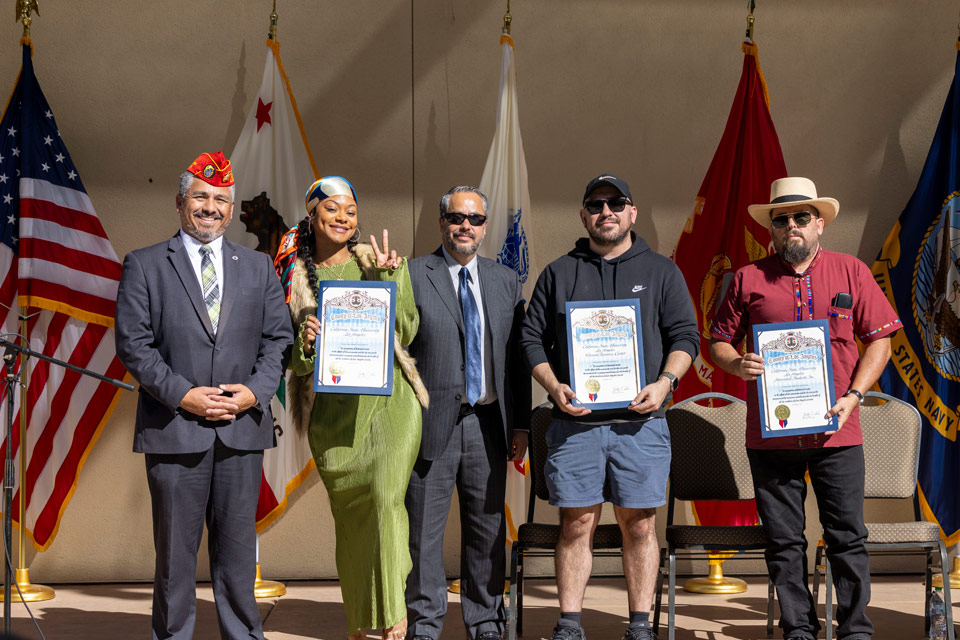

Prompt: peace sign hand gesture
[371,229,402,270]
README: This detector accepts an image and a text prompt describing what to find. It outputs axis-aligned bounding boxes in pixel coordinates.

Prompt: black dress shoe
[410,636,433,640]
[477,632,503,640]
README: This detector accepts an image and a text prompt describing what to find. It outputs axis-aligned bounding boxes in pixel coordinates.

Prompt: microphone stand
[0,338,133,634]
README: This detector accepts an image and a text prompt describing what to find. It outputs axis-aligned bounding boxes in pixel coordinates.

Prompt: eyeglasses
[583,197,632,215]
[770,211,816,229]
[442,212,487,226]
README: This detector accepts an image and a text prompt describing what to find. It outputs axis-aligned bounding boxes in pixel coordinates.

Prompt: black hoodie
[520,232,699,423]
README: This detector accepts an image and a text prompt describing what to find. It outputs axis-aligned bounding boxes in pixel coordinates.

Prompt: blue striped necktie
[199,245,220,333]
[458,266,481,406]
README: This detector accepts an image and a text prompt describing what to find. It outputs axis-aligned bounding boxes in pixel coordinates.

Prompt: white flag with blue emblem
[478,34,535,302]
[478,33,535,557]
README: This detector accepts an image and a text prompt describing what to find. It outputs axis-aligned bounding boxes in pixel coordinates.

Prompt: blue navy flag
[0,42,126,550]
[872,44,960,544]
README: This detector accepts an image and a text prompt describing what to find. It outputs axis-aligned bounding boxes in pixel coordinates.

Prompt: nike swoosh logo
[632,285,646,292]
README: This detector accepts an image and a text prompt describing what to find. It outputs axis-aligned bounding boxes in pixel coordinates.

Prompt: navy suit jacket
[408,247,531,461]
[115,233,293,454]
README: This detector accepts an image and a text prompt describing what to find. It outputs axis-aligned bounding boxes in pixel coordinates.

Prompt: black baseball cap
[582,174,632,204]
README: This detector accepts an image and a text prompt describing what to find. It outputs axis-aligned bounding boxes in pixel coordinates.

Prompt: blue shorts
[544,417,671,509]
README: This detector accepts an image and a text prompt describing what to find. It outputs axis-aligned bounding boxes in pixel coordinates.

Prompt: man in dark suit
[405,185,531,640]
[115,152,293,640]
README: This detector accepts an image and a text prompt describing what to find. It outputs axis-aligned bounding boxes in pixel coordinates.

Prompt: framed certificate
[565,299,645,410]
[314,280,396,395]
[753,319,836,437]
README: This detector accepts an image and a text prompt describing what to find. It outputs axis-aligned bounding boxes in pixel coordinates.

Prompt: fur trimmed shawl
[287,244,429,434]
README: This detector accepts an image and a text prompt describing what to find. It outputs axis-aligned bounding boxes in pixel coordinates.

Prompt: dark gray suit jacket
[115,233,293,454]
[408,247,531,461]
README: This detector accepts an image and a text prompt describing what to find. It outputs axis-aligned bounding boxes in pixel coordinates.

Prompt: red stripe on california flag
[19,240,122,280]
[257,469,281,520]
[19,280,116,318]
[32,352,125,546]
[20,198,111,239]
[22,318,100,509]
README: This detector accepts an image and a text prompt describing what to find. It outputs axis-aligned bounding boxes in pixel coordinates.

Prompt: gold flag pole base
[683,559,747,594]
[448,578,461,594]
[0,568,55,602]
[254,563,286,598]
[932,556,960,590]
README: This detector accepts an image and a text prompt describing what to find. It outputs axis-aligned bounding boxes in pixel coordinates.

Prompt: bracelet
[844,389,864,403]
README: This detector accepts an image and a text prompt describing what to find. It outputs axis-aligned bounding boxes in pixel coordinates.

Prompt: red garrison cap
[186,152,234,187]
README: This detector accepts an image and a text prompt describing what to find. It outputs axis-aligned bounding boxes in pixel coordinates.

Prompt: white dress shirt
[180,230,224,297]
[442,247,497,405]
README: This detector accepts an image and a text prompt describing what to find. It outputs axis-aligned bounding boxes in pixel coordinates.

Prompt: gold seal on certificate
[314,281,397,396]
[753,319,837,437]
[565,299,646,410]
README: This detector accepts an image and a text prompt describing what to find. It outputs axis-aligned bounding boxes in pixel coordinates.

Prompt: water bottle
[929,586,947,640]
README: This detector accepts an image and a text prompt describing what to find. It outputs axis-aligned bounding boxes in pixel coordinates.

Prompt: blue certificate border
[565,298,646,410]
[753,319,837,437]
[314,280,396,396]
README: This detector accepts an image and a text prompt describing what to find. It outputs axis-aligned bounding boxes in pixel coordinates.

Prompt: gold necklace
[316,258,350,280]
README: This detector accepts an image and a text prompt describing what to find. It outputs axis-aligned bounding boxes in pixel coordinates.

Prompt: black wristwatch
[659,371,679,392]
[844,389,864,404]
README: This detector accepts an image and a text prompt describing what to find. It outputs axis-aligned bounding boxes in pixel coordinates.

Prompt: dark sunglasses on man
[583,196,632,215]
[770,211,818,229]
[443,212,487,226]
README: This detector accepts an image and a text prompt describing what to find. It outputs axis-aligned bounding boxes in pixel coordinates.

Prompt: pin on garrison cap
[186,151,234,187]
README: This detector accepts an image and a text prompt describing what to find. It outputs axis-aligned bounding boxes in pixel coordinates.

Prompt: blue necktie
[459,266,482,406]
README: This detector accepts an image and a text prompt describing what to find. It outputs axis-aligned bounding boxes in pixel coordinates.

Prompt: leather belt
[458,400,499,421]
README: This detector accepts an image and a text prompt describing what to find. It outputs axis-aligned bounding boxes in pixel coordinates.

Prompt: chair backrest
[860,391,921,499]
[526,403,554,520]
[666,393,755,504]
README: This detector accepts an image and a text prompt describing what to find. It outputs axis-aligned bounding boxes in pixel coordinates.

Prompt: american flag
[0,43,127,551]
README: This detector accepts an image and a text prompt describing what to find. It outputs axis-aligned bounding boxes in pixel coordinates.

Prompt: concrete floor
[0,575,954,639]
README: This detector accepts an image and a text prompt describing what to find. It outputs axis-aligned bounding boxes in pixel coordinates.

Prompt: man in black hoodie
[520,174,699,640]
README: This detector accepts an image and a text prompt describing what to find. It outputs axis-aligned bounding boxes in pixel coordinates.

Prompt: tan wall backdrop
[0,0,954,582]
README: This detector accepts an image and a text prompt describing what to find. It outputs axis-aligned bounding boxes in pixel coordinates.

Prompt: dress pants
[145,438,265,640]
[748,445,872,640]
[406,403,507,640]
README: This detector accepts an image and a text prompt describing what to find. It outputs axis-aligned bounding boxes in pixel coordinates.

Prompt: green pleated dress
[289,257,422,633]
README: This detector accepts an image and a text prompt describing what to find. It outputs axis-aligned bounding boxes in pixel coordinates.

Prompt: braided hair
[297,211,362,298]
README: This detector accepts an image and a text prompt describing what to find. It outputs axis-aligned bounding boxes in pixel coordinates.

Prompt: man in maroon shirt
[709,177,901,640]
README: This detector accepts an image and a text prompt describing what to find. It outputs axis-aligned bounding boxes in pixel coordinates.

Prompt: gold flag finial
[502,0,512,35]
[745,0,756,41]
[16,0,39,40]
[269,0,278,41]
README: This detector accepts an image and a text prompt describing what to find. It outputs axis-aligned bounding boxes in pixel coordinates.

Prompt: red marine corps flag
[671,40,787,528]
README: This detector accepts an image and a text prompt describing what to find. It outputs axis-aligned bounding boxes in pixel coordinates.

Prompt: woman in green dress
[276,176,428,640]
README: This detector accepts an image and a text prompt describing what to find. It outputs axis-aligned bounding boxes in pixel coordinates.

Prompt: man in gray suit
[405,186,531,640]
[115,152,293,640]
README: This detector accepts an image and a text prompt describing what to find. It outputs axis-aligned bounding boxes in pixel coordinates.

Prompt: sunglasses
[584,197,632,215]
[770,211,817,229]
[443,212,487,226]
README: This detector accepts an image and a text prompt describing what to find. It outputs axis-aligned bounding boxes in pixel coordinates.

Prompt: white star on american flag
[43,135,52,146]
[55,153,65,163]
[44,110,53,119]
[6,214,13,224]
[41,162,50,172]
[11,148,19,157]
[6,126,14,137]
[0,175,6,184]
[2,195,11,205]
[0,153,4,162]
[67,170,77,180]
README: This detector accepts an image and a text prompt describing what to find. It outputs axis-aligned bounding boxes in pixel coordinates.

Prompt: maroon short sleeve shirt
[711,248,901,450]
